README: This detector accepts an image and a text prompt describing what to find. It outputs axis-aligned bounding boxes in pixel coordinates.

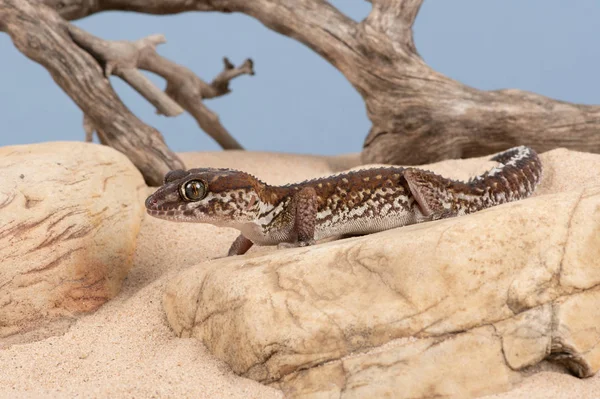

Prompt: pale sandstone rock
[279,327,521,399]
[0,142,145,344]
[163,149,600,398]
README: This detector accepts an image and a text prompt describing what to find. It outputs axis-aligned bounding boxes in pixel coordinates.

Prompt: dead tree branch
[207,58,254,99]
[0,0,184,185]
[137,50,253,149]
[35,0,600,165]
[69,26,252,149]
[365,0,422,52]
[83,114,95,143]
[68,27,184,117]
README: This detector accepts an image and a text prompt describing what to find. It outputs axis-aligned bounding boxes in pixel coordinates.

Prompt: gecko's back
[287,167,421,239]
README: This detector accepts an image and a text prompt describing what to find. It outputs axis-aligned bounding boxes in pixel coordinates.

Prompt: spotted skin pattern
[145,146,542,256]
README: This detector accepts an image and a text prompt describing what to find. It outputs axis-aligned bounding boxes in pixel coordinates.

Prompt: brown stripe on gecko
[145,146,542,256]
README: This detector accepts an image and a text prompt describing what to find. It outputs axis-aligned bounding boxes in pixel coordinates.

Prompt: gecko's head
[145,168,265,225]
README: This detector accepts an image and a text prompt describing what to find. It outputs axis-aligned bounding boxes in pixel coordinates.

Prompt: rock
[279,326,521,399]
[0,142,145,345]
[163,148,600,398]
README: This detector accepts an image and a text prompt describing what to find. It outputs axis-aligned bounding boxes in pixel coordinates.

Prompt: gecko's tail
[475,145,543,200]
[403,146,542,219]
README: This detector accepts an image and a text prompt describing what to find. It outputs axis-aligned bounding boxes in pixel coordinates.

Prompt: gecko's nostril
[145,195,157,209]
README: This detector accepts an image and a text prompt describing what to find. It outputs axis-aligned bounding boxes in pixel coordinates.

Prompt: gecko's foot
[428,209,459,222]
[277,240,316,250]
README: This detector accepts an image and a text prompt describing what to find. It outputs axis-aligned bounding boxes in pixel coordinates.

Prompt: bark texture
[35,0,600,165]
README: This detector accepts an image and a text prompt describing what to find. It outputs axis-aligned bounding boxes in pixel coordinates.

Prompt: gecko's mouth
[145,194,179,218]
[145,207,207,224]
[146,208,173,218]
[146,208,188,223]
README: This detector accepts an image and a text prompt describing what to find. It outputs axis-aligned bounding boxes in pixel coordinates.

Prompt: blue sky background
[1,1,599,155]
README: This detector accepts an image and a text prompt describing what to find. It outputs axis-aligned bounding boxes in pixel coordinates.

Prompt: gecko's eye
[179,180,207,201]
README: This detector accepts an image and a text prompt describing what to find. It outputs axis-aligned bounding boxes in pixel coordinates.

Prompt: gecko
[145,146,542,256]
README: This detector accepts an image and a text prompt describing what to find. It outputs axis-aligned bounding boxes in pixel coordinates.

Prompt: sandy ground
[485,370,600,399]
[1,150,599,398]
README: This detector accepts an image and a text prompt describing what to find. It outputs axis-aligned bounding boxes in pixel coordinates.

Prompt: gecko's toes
[277,242,297,250]
[278,240,316,250]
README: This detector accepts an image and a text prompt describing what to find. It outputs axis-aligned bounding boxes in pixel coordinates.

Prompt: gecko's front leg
[278,186,318,249]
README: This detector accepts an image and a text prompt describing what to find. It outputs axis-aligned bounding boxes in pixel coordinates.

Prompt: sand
[1,150,599,398]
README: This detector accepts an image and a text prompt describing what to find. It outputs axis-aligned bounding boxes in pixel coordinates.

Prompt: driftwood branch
[137,50,253,149]
[358,1,600,164]
[68,26,253,149]
[68,27,183,117]
[207,57,254,99]
[83,114,95,143]
[365,0,422,52]
[0,0,184,185]
[33,0,600,165]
